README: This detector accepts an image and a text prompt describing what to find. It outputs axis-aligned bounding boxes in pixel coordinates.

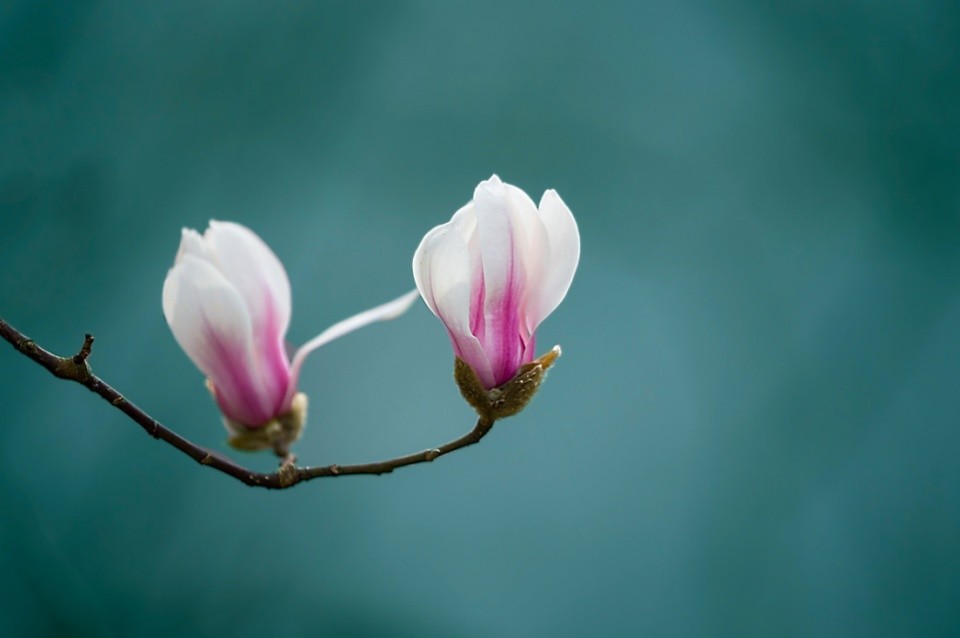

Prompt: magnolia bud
[454,346,561,422]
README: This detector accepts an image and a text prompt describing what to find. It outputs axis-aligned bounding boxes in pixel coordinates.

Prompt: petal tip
[477,174,505,196]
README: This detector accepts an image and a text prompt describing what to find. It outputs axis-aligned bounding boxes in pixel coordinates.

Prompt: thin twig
[0,318,494,489]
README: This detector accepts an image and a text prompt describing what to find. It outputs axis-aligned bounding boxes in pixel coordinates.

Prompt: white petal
[204,220,292,340]
[503,182,550,316]
[163,255,250,373]
[529,189,580,328]
[175,227,214,264]
[412,208,494,387]
[413,202,474,319]
[284,289,422,406]
[162,255,277,424]
[473,176,529,312]
[504,182,545,250]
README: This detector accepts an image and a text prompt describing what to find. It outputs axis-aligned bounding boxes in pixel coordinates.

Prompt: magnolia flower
[162,221,417,448]
[413,175,580,393]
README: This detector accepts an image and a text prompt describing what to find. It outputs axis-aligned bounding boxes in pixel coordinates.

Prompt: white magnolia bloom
[163,221,417,432]
[413,175,580,389]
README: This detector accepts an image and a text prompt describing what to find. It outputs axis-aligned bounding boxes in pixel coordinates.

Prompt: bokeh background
[2,1,959,636]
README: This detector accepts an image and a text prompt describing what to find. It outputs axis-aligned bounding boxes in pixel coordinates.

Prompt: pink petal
[413,204,496,388]
[162,254,288,427]
[473,176,534,386]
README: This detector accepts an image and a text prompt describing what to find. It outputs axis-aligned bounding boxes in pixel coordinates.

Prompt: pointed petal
[530,189,580,329]
[175,227,214,263]
[162,254,280,426]
[504,182,548,260]
[285,289,422,406]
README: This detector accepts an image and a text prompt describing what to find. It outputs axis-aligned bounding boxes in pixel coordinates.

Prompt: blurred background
[1,1,958,636]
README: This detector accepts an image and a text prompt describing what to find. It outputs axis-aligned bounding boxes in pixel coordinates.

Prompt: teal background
[2,1,958,636]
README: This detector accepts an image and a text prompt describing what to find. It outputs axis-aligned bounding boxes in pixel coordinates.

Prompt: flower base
[220,391,308,455]
[454,346,561,423]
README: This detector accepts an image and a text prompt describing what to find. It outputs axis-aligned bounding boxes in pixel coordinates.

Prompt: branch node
[73,333,94,365]
[51,333,96,381]
[277,459,299,487]
[53,358,90,382]
[329,464,341,476]
[424,448,441,461]
[17,339,37,355]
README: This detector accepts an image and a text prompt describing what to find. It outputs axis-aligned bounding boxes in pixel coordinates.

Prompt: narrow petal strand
[285,289,422,406]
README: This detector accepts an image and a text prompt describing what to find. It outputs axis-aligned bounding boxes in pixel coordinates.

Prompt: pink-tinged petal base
[472,176,534,388]
[257,288,293,415]
[466,253,536,389]
[205,326,276,427]
[189,292,283,427]
[205,287,293,429]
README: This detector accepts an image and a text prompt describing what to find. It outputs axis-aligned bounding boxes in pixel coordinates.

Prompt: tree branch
[0,318,494,489]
